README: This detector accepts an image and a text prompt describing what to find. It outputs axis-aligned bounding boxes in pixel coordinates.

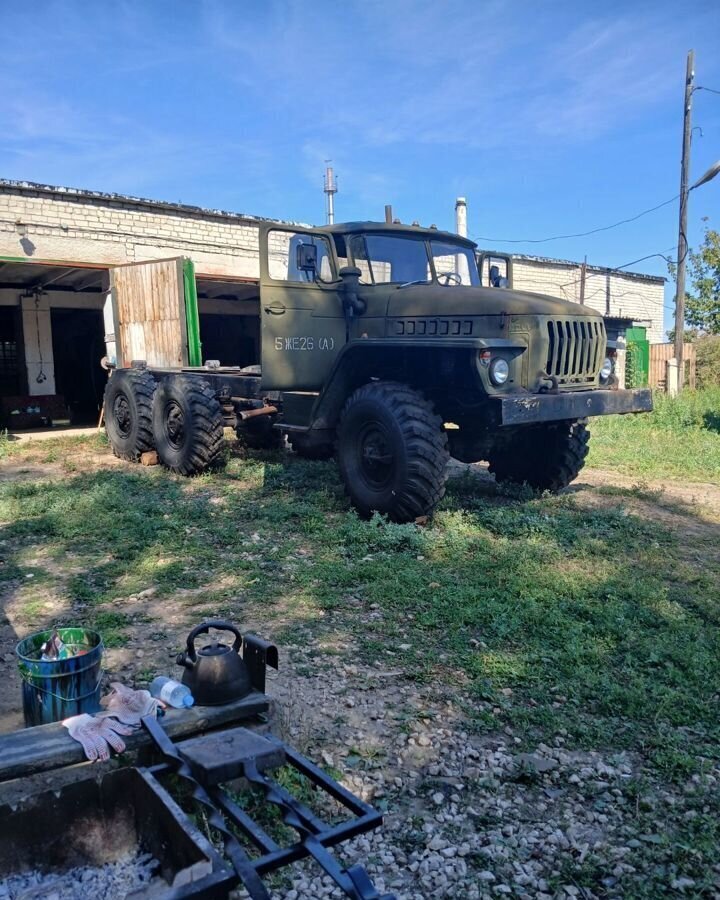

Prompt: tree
[685,226,720,335]
[695,334,720,388]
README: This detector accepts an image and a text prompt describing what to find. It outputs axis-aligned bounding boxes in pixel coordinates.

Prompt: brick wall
[511,258,666,344]
[0,182,265,279]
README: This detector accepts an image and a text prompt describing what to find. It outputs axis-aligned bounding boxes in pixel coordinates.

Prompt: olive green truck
[104,221,652,522]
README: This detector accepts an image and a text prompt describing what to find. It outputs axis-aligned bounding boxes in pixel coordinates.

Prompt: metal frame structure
[143,718,395,900]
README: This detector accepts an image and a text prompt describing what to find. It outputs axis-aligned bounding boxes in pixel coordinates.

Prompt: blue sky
[1,0,719,329]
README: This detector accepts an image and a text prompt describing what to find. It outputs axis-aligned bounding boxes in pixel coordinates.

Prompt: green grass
[1,432,717,768]
[1,392,718,893]
[588,387,720,480]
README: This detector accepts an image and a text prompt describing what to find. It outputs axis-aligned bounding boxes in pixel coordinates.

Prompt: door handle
[264,302,286,315]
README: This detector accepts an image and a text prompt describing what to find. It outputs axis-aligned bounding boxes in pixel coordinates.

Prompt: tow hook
[537,371,559,393]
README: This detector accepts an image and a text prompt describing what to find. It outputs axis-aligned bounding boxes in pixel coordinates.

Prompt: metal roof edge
[488,248,666,284]
[0,178,309,228]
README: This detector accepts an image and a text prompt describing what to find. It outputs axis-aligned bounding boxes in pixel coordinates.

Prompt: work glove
[63,713,135,762]
[99,682,163,725]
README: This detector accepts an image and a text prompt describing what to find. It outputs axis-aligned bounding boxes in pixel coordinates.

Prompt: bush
[648,386,720,430]
[695,335,720,389]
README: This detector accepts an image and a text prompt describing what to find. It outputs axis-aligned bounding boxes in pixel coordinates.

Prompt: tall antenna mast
[324,162,338,224]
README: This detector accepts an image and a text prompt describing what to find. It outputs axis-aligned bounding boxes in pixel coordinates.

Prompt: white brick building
[0,179,665,427]
[510,254,665,344]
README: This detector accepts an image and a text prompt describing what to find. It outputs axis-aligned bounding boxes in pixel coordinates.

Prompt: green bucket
[16,627,104,727]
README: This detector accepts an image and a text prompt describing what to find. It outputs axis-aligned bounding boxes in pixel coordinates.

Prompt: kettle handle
[185,620,243,661]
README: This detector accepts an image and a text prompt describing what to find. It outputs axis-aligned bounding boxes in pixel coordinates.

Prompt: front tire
[103,369,156,461]
[337,381,449,523]
[152,376,225,475]
[487,419,590,492]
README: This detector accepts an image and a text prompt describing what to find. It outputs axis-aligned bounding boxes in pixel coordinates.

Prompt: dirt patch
[0,462,65,483]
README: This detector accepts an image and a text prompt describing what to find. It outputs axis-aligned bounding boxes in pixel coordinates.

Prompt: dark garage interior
[50,308,107,424]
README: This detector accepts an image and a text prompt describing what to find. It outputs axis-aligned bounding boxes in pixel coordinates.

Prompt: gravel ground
[0,852,160,899]
[244,652,720,900]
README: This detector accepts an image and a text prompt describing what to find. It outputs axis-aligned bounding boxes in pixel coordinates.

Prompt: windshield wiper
[398,279,429,289]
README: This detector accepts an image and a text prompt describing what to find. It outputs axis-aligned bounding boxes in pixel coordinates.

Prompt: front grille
[546,318,605,384]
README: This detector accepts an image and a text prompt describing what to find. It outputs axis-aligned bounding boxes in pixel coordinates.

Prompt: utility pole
[323,163,338,225]
[674,50,695,391]
[579,256,587,305]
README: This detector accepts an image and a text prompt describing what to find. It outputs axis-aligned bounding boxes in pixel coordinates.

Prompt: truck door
[109,257,202,368]
[260,227,346,390]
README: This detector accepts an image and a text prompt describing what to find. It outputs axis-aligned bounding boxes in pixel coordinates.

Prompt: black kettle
[176,620,252,706]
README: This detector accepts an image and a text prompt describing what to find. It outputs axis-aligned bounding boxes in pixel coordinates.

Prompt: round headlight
[600,357,613,382]
[489,357,510,385]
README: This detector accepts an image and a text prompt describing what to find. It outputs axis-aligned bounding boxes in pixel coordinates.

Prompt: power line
[695,85,720,96]
[470,194,678,245]
[614,248,677,271]
[543,245,677,294]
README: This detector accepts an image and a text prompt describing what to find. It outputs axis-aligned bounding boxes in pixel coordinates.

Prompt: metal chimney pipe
[455,197,467,237]
[324,164,338,225]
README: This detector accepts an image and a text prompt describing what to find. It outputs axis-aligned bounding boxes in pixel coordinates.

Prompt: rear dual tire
[103,369,156,462]
[104,371,225,474]
[152,376,225,475]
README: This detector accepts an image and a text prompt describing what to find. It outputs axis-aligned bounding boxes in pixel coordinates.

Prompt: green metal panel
[624,326,649,387]
[182,258,202,367]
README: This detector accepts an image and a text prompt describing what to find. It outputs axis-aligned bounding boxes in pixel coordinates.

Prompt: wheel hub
[113,394,132,437]
[358,422,394,489]
[165,400,186,449]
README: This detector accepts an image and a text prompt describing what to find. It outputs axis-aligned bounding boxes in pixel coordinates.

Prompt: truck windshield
[430,241,480,287]
[350,234,478,286]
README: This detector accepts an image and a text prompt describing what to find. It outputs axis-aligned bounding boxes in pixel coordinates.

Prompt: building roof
[0,178,300,228]
[486,248,666,284]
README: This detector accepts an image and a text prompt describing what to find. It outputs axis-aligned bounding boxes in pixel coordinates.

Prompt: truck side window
[267,230,333,283]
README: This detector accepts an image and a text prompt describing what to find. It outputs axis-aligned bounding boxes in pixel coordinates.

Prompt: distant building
[0,179,269,426]
[0,179,665,428]
[508,252,665,344]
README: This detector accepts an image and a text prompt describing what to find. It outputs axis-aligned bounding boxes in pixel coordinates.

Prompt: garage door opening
[51,308,106,424]
[0,259,107,429]
[196,278,260,368]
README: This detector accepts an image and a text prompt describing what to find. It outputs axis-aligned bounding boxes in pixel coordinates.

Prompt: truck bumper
[493,388,653,426]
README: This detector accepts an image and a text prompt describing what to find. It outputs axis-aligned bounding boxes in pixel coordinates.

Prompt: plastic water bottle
[149,676,194,708]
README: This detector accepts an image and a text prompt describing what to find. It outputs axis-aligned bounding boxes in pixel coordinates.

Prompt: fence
[649,343,696,391]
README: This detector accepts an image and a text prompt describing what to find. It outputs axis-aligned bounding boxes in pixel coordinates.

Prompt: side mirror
[296,243,318,273]
[478,252,513,289]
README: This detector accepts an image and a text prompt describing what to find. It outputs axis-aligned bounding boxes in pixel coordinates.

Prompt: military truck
[104,221,652,522]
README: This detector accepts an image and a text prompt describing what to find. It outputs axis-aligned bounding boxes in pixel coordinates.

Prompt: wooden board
[649,342,696,390]
[111,258,188,368]
[0,691,268,784]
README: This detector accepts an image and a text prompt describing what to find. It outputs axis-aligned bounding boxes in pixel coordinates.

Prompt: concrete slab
[6,426,100,443]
